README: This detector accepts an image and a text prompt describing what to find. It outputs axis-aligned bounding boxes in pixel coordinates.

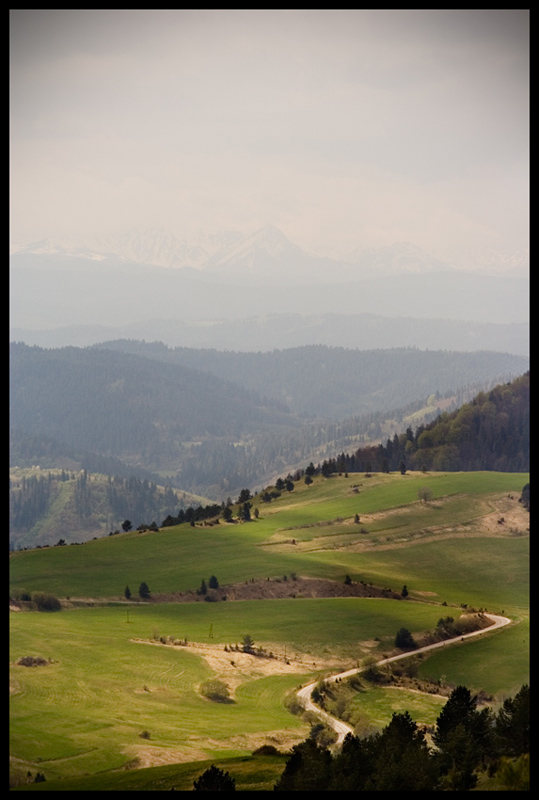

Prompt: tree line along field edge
[9,471,529,602]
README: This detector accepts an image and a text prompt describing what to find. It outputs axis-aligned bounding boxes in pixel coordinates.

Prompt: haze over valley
[10,225,528,355]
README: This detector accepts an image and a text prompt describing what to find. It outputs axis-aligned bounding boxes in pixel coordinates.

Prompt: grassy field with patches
[10,470,529,789]
[10,598,466,781]
[10,608,309,781]
[9,471,528,598]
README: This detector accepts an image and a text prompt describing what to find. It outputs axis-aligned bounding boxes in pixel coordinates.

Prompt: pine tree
[193,765,235,791]
[138,582,150,599]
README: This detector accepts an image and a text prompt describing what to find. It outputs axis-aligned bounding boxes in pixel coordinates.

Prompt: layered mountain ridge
[10,225,528,352]
[11,224,529,279]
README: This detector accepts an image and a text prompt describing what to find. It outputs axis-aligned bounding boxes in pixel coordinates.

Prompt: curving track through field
[297,613,512,746]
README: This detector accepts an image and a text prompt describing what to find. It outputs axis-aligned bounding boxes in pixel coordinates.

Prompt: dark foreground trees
[495,683,529,757]
[274,738,333,792]
[274,684,529,791]
[433,685,496,790]
[193,765,235,791]
[433,684,529,790]
[274,712,437,791]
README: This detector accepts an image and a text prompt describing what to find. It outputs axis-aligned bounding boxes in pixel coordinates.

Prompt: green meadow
[10,754,290,792]
[10,471,529,789]
[416,616,530,698]
[344,684,448,732]
[9,471,528,598]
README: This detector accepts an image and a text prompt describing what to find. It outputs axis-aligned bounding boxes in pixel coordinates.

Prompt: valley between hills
[9,354,529,790]
[10,7,530,788]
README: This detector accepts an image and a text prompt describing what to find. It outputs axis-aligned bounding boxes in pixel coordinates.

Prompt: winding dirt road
[297,613,512,746]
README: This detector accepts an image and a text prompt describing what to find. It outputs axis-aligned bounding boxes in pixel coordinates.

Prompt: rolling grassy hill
[10,470,529,789]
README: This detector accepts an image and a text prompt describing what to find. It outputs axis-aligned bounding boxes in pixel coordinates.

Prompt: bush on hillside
[32,592,61,611]
[16,656,49,667]
[395,627,417,650]
[520,483,529,511]
[310,721,338,748]
[200,679,233,703]
[252,744,281,755]
[10,588,32,601]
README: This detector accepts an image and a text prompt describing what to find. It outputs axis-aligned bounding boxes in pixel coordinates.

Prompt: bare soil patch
[122,743,217,770]
[150,576,403,605]
[477,494,529,535]
[126,726,304,771]
[132,636,321,693]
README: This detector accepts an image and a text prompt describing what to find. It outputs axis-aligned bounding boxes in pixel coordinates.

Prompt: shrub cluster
[199,679,231,703]
[32,592,61,611]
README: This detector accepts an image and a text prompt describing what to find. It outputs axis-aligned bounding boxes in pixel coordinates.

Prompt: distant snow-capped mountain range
[10,224,528,280]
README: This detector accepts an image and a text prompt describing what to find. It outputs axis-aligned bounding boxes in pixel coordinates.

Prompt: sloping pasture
[9,472,528,599]
[10,598,464,780]
[10,753,289,792]
[416,616,529,697]
[10,471,529,787]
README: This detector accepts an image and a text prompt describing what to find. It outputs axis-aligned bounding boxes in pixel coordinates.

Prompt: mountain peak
[252,223,290,240]
[203,224,306,275]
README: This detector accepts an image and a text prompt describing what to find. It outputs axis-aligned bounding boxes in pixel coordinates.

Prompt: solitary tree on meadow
[395,627,416,649]
[417,487,433,504]
[138,581,150,599]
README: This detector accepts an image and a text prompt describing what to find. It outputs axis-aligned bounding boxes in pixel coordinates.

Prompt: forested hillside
[312,373,529,476]
[10,342,529,501]
[95,340,528,420]
[9,342,298,468]
[10,371,529,548]
[400,372,529,472]
[9,468,209,549]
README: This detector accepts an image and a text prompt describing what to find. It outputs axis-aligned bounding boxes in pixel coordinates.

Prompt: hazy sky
[10,9,529,259]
